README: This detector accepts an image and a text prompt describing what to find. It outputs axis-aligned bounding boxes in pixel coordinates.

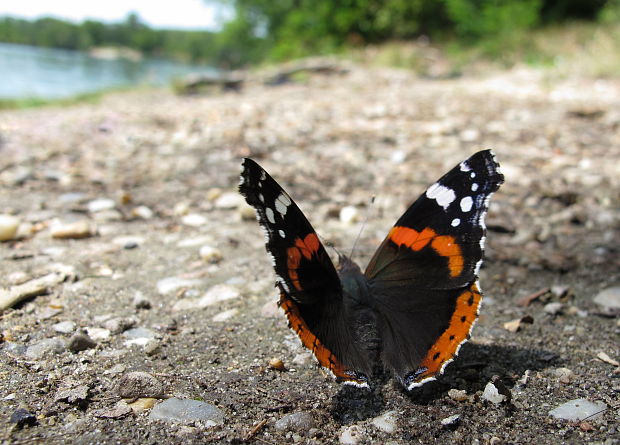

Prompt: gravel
[1,64,619,444]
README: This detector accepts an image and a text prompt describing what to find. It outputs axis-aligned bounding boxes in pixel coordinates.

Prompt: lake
[0,42,217,99]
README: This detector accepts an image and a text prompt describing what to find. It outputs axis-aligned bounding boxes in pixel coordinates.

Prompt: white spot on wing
[471,183,479,192]
[265,207,275,224]
[451,218,460,227]
[278,229,285,238]
[474,259,482,275]
[258,193,265,203]
[426,182,456,210]
[260,170,266,180]
[459,161,471,172]
[460,196,473,212]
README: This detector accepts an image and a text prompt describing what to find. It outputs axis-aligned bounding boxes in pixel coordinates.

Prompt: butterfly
[239,150,503,389]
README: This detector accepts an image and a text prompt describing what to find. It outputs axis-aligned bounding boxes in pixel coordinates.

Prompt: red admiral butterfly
[239,150,503,389]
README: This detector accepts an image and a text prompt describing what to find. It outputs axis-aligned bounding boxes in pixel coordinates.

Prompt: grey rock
[55,385,90,406]
[275,411,315,432]
[104,317,137,334]
[10,408,37,428]
[133,292,152,309]
[117,371,164,399]
[482,382,506,404]
[25,338,65,360]
[67,333,96,352]
[52,321,76,334]
[543,302,563,315]
[549,398,607,421]
[441,414,461,428]
[149,398,224,426]
[593,287,620,313]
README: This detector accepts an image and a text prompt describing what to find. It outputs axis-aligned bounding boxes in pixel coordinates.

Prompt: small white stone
[181,213,207,227]
[85,327,111,341]
[0,214,20,241]
[214,191,245,209]
[340,424,364,445]
[88,198,116,213]
[156,277,203,295]
[53,321,76,334]
[197,284,240,307]
[482,382,506,404]
[199,245,223,263]
[238,204,256,221]
[50,220,96,239]
[370,410,398,433]
[132,206,154,219]
[544,302,563,315]
[212,308,238,322]
[339,206,360,225]
[549,399,607,421]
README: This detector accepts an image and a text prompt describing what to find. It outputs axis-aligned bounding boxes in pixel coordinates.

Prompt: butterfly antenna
[349,196,375,260]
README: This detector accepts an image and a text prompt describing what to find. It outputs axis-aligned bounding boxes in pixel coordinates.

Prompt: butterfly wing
[239,158,370,387]
[364,150,504,389]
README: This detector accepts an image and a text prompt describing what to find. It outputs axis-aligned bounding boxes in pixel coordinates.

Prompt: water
[0,42,217,99]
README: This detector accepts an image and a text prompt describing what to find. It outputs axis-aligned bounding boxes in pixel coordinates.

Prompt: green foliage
[0,15,218,64]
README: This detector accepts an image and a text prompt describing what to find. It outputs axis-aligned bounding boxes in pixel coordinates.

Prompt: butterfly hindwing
[365,150,503,389]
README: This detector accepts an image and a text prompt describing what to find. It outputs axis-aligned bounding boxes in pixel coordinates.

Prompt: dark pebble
[10,408,37,428]
[67,333,97,352]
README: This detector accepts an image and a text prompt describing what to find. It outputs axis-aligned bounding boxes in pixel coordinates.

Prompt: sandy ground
[1,65,619,444]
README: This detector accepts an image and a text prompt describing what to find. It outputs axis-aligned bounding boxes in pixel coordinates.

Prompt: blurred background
[1,0,619,103]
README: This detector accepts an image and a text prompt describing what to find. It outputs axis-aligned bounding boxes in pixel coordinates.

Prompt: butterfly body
[239,150,503,390]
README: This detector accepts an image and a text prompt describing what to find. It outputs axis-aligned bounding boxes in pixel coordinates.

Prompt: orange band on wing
[388,226,464,277]
[412,282,482,383]
[278,291,366,386]
[286,233,321,290]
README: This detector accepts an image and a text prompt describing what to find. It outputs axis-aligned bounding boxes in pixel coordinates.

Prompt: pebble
[261,299,280,318]
[149,398,224,426]
[133,292,152,309]
[132,205,154,219]
[199,245,223,263]
[543,302,563,315]
[174,284,240,311]
[503,315,533,333]
[214,191,245,209]
[88,198,116,213]
[53,321,76,334]
[212,308,238,322]
[340,424,365,445]
[54,385,90,405]
[339,206,360,225]
[156,276,203,295]
[549,398,607,421]
[103,317,137,334]
[67,332,97,352]
[275,411,315,432]
[94,402,133,419]
[123,327,156,347]
[10,408,37,428]
[371,410,398,433]
[593,287,620,314]
[85,327,111,341]
[441,414,461,428]
[238,204,256,220]
[128,397,156,413]
[448,388,469,402]
[0,214,20,241]
[482,382,506,404]
[181,213,207,227]
[117,371,164,399]
[25,338,66,360]
[551,367,575,383]
[269,358,285,370]
[50,220,96,239]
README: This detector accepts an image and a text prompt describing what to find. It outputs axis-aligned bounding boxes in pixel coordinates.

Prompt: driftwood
[175,57,349,95]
